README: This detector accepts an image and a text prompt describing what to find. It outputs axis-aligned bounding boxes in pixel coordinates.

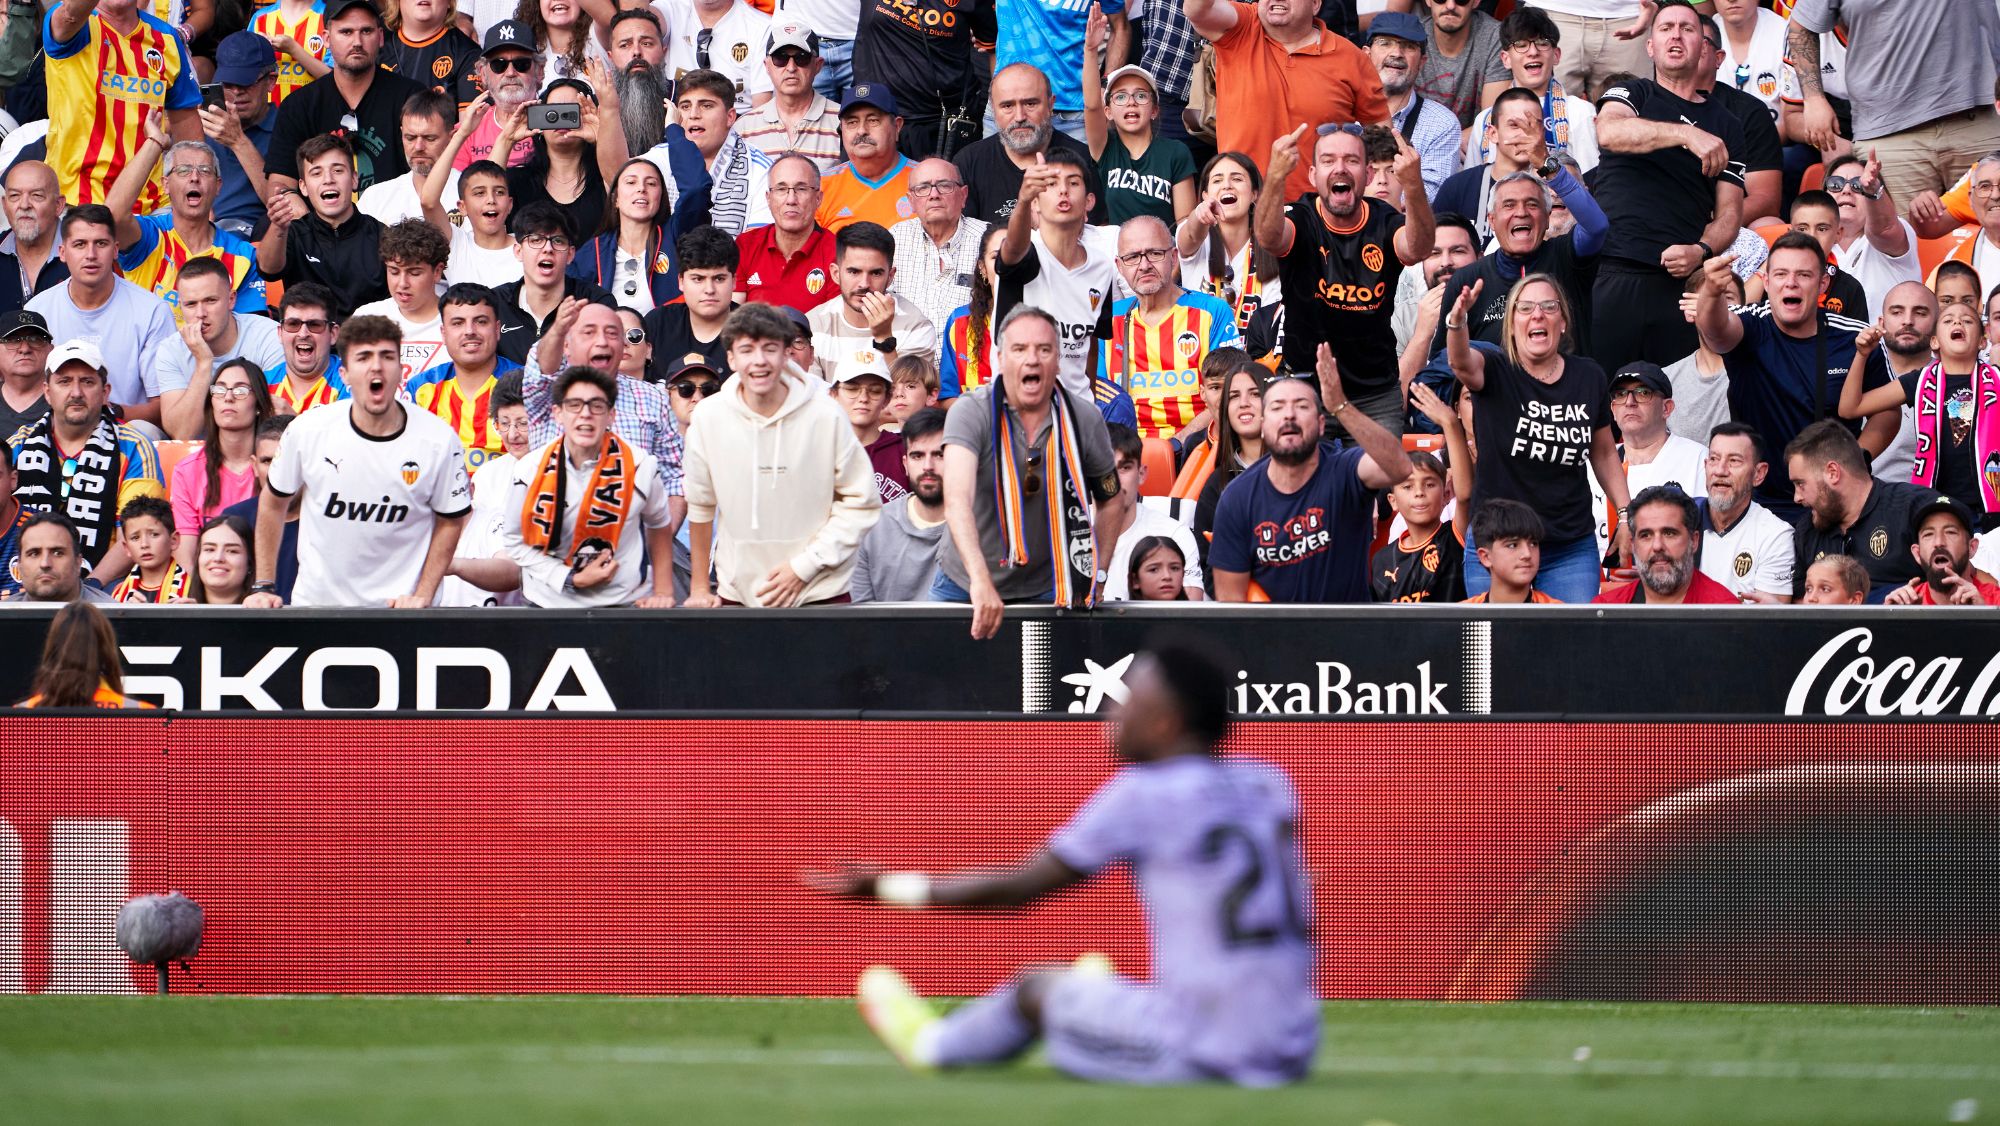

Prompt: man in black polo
[1589,0,1746,373]
[1786,418,1935,603]
[264,0,429,193]
[1256,120,1433,436]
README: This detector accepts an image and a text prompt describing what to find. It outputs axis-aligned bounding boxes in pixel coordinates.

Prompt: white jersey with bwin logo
[267,401,473,607]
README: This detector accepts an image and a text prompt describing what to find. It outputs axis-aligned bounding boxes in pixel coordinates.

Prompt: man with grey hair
[935,304,1121,639]
[952,63,1104,229]
[1429,161,1608,356]
[890,157,988,330]
[0,162,67,314]
[103,114,267,317]
[1104,215,1241,441]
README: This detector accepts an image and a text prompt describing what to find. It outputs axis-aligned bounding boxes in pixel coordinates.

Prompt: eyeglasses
[168,164,218,180]
[1116,247,1174,266]
[1973,182,2000,199]
[1610,388,1660,404]
[558,397,612,414]
[280,317,333,333]
[671,379,721,397]
[1515,299,1563,315]
[769,49,813,68]
[1431,0,1472,7]
[487,55,535,74]
[625,326,646,345]
[1507,37,1554,51]
[494,416,533,433]
[208,384,255,400]
[696,27,714,70]
[1108,90,1154,106]
[769,183,818,197]
[908,179,963,196]
[521,233,573,250]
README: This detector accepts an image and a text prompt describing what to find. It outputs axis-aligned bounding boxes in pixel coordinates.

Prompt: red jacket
[1592,569,1741,605]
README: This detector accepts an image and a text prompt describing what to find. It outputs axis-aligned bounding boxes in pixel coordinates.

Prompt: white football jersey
[268,402,473,607]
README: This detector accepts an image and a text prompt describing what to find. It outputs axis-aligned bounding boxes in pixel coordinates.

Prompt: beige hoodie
[682,367,882,605]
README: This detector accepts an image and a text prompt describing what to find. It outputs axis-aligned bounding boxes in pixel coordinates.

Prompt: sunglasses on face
[1822,175,1869,194]
[488,55,535,74]
[281,317,333,333]
[671,379,721,397]
[769,50,813,68]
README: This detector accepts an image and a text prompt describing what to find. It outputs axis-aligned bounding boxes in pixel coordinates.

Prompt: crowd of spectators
[2,0,1999,623]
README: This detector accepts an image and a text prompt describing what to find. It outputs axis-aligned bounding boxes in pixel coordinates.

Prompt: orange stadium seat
[154,440,202,499]
[1920,226,1978,283]
[1140,438,1176,497]
[1800,162,1826,194]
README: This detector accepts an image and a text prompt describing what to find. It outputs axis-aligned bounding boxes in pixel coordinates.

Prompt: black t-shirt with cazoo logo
[1277,194,1404,398]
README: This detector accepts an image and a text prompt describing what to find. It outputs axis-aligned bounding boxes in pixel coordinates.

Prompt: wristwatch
[1537,156,1562,181]
[1696,240,1717,261]
[872,336,898,353]
[249,580,278,595]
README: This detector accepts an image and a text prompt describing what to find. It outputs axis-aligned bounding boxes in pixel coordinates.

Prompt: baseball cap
[767,20,821,57]
[0,309,52,342]
[1910,495,1976,538]
[48,339,106,373]
[834,349,890,383]
[781,306,813,338]
[323,0,382,24]
[1368,10,1427,47]
[213,30,279,86]
[840,83,899,118]
[669,353,722,382]
[1102,64,1158,94]
[1611,361,1673,399]
[483,19,535,57]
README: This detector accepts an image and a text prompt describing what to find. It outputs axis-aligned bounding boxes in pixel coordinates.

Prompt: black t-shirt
[1792,477,1937,600]
[491,278,618,364]
[1721,307,1883,517]
[0,393,49,442]
[852,0,988,120]
[953,131,1107,228]
[1276,195,1405,396]
[1431,234,1598,357]
[381,28,484,109]
[1371,521,1466,603]
[1468,350,1611,546]
[1823,268,1868,321]
[1708,83,1782,176]
[508,161,608,248]
[1593,79,1747,267]
[265,69,430,188]
[642,302,733,382]
[1895,368,1994,527]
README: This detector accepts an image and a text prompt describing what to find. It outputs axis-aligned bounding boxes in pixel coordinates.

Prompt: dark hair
[553,364,618,407]
[517,0,585,75]
[296,132,355,169]
[608,6,661,35]
[379,217,451,269]
[1789,189,1839,218]
[174,255,232,289]
[200,358,276,522]
[119,494,175,533]
[1500,4,1560,47]
[1655,0,1716,39]
[1784,417,1870,476]
[58,204,116,242]
[255,413,296,444]
[721,302,799,351]
[1707,420,1766,463]
[677,224,740,274]
[459,158,509,188]
[1040,146,1092,180]
[967,225,1007,372]
[1491,86,1542,121]
[511,200,575,243]
[336,314,402,360]
[1360,123,1398,164]
[278,281,338,319]
[494,372,525,412]
[187,514,255,605]
[0,441,12,471]
[400,88,457,127]
[1106,422,1143,463]
[1403,449,1445,486]
[676,68,738,108]
[1934,259,1981,294]
[1823,151,1864,181]
[835,220,895,262]
[1628,484,1700,535]
[1146,644,1230,745]
[439,282,501,320]
[900,405,947,446]
[1198,152,1279,293]
[596,157,669,238]
[28,601,123,705]
[1470,497,1544,550]
[1126,536,1188,601]
[1213,357,1269,493]
[21,509,81,553]
[1434,211,1480,249]
[1768,230,1827,271]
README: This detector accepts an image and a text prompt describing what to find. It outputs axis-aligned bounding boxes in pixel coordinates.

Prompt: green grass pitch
[3,996,1997,1124]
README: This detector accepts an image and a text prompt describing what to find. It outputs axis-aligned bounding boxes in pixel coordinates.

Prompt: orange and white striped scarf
[993,385,1098,608]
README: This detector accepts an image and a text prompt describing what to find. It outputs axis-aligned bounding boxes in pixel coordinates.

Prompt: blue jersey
[996,0,1126,113]
[1209,442,1376,604]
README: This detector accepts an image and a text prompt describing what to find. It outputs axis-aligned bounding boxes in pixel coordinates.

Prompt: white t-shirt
[353,300,448,385]
[1590,432,1710,561]
[1011,230,1118,401]
[446,225,524,287]
[1699,500,1794,599]
[437,452,528,607]
[157,313,288,394]
[267,402,473,607]
[806,293,940,378]
[500,437,675,607]
[657,0,775,114]
[1832,219,1921,320]
[357,169,459,227]
[773,0,857,40]
[1464,95,1600,172]
[1714,7,1788,123]
[1970,236,2000,318]
[1176,236,1281,333]
[1102,502,1205,601]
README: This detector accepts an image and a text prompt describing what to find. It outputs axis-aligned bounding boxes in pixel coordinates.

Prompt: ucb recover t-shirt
[266,400,473,606]
[1276,195,1404,397]
[1208,443,1376,604]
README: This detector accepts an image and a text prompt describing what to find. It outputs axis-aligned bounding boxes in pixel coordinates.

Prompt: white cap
[1103,64,1157,93]
[834,348,890,383]
[47,338,106,374]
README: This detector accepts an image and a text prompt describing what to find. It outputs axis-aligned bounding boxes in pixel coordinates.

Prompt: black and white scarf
[12,409,123,565]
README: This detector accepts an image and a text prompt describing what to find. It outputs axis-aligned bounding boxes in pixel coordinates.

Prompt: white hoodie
[682,366,881,605]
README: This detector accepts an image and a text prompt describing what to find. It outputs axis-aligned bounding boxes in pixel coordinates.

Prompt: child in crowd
[1126,536,1192,601]
[1841,301,1997,532]
[434,161,522,287]
[1081,5,1194,225]
[886,354,939,424]
[1799,554,1870,605]
[832,349,910,503]
[1372,385,1470,603]
[1463,499,1562,604]
[111,496,190,603]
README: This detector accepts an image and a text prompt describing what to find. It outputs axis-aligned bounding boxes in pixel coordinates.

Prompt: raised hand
[1409,381,1456,429]
[1085,2,1108,55]
[1267,123,1309,185]
[1854,318,1886,356]
[1698,250,1740,295]
[1017,151,1059,209]
[1391,129,1425,193]
[1447,277,1484,330]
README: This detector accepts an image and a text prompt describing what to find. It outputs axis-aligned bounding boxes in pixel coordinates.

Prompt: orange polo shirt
[1212,5,1390,202]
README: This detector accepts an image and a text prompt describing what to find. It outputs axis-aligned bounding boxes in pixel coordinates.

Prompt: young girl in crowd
[1125,536,1191,602]
[939,226,1007,399]
[1799,554,1870,605]
[1841,301,1999,532]
[1175,152,1281,335]
[572,158,710,311]
[1191,360,1270,581]
[1081,4,1194,225]
[183,515,256,606]
[519,0,608,80]
[172,357,274,570]
[1171,349,1254,498]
